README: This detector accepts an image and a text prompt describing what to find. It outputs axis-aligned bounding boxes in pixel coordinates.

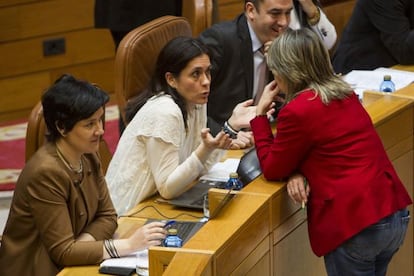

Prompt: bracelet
[223,121,238,139]
[307,7,320,26]
[104,239,120,258]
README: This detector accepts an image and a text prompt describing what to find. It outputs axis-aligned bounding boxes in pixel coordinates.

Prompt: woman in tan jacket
[0,74,166,275]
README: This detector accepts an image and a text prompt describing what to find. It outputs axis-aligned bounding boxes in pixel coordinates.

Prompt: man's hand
[230,130,254,149]
[297,0,319,20]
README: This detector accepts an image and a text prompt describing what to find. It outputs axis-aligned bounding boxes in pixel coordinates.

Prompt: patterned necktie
[254,46,268,104]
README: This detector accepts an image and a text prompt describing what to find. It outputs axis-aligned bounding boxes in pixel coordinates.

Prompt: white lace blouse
[106,94,225,215]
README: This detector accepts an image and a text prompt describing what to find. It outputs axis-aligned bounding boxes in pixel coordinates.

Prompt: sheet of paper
[100,249,148,269]
[343,67,414,98]
[199,158,240,182]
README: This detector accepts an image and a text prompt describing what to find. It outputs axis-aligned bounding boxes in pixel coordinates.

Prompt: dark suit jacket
[251,90,412,256]
[332,0,414,74]
[94,0,182,32]
[199,14,256,135]
[200,14,286,135]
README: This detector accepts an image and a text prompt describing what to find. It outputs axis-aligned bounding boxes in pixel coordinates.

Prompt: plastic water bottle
[225,172,244,190]
[163,228,182,247]
[379,75,395,93]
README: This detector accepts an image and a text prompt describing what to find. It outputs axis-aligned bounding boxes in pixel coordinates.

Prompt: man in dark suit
[94,0,182,134]
[332,0,414,75]
[199,0,336,148]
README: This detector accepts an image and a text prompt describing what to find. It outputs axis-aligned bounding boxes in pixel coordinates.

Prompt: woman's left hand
[201,128,232,150]
[286,173,310,205]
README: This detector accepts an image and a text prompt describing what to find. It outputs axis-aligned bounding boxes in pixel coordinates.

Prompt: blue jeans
[324,208,410,276]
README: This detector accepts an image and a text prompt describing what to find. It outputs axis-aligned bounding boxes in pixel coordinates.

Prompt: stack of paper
[199,158,240,182]
[100,249,148,269]
[343,67,414,98]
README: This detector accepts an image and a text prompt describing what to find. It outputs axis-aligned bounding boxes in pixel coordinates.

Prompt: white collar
[247,20,263,53]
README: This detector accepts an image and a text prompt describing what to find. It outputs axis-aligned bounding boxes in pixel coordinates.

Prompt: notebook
[168,148,261,209]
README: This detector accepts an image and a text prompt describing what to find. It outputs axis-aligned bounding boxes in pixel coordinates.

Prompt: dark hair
[41,74,110,142]
[125,36,210,129]
[245,0,262,10]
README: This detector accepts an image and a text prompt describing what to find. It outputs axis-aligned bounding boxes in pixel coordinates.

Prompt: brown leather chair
[25,101,113,174]
[114,16,192,124]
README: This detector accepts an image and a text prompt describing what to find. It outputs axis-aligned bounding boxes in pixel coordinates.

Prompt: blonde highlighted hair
[267,28,352,104]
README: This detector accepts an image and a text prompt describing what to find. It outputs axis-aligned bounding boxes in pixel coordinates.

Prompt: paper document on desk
[100,249,148,269]
[343,67,414,97]
[199,158,240,182]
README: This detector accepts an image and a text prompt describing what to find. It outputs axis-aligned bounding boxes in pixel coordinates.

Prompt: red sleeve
[250,107,312,180]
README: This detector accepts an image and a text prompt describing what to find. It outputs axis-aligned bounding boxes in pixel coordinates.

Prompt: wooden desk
[59,93,414,276]
[392,64,414,73]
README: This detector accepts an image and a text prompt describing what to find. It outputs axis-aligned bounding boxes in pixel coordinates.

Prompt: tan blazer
[0,143,118,275]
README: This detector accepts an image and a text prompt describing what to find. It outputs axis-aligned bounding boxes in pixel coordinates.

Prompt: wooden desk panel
[183,192,271,276]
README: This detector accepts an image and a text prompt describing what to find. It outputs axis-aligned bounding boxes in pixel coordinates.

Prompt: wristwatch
[223,121,238,139]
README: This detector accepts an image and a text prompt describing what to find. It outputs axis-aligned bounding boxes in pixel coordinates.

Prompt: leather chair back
[25,101,46,162]
[25,101,113,174]
[182,0,214,36]
[114,16,192,124]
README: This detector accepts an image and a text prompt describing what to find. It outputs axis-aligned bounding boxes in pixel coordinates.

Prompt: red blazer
[250,90,412,256]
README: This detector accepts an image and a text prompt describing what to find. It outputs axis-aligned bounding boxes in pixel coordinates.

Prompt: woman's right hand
[256,80,281,116]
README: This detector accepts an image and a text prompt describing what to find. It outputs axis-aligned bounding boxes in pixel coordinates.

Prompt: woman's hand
[256,80,282,116]
[128,221,167,251]
[200,128,232,150]
[286,173,310,206]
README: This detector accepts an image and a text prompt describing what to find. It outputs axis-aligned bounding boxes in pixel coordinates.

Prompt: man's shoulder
[200,13,246,38]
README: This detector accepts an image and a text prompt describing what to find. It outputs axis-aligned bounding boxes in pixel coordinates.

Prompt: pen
[302,178,308,209]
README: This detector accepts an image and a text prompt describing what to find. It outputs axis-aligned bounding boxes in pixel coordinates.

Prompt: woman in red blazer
[250,28,412,276]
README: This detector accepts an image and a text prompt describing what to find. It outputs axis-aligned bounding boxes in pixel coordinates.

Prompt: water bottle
[379,75,395,93]
[163,228,182,248]
[225,172,244,190]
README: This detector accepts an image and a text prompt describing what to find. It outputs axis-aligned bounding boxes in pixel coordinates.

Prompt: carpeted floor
[0,105,120,191]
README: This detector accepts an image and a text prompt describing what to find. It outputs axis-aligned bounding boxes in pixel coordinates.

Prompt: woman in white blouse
[106,37,256,215]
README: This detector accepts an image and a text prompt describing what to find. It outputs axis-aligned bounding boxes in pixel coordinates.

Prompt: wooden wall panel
[323,0,356,48]
[0,72,50,111]
[217,0,243,22]
[50,59,115,95]
[0,0,94,41]
[0,0,115,122]
[0,0,38,8]
[0,29,114,78]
